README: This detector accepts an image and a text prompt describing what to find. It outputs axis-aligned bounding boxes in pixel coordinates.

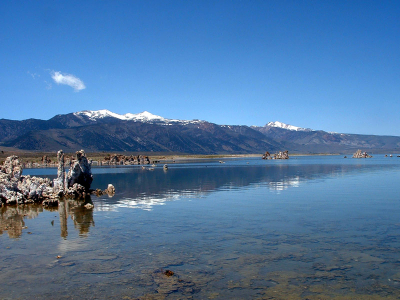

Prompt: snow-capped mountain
[74,111,314,131]
[2,109,400,154]
[74,110,165,122]
[0,109,281,153]
[74,109,200,125]
[266,121,313,132]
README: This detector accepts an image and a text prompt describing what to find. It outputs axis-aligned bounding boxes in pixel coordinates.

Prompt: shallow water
[1,155,400,299]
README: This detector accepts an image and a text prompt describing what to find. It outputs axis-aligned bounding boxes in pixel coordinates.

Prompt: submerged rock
[164,270,174,277]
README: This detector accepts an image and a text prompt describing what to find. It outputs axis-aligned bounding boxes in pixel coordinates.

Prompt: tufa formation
[0,150,114,207]
[262,150,289,160]
[352,149,372,158]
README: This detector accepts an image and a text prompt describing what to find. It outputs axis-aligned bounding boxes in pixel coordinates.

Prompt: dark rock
[66,150,93,191]
[65,183,86,198]
[164,270,174,277]
[91,188,104,196]
[262,151,271,159]
[42,198,59,207]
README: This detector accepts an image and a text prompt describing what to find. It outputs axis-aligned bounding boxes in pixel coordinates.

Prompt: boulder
[105,184,115,195]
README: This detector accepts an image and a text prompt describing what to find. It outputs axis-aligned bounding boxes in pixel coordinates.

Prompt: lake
[1,155,400,299]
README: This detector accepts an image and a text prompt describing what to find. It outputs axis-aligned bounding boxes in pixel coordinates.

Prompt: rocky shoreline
[0,150,114,207]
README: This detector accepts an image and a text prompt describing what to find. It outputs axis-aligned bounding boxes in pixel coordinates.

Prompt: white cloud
[51,71,86,91]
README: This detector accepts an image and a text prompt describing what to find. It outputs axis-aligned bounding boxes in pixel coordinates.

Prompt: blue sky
[1,0,399,135]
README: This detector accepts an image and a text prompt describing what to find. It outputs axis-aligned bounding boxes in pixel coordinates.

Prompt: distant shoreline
[3,150,399,167]
[0,150,347,165]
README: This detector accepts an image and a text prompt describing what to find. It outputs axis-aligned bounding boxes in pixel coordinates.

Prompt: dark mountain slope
[253,126,400,153]
[0,118,52,142]
[3,110,400,154]
[3,121,283,154]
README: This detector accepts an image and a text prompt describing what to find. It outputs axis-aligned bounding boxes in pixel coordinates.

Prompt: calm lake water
[1,155,400,299]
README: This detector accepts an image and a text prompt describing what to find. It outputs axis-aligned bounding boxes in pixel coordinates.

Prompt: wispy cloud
[44,80,52,90]
[27,71,40,79]
[51,71,86,92]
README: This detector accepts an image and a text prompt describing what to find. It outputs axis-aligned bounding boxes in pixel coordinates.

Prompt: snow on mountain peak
[267,121,312,131]
[75,109,124,120]
[124,111,166,121]
[73,109,199,124]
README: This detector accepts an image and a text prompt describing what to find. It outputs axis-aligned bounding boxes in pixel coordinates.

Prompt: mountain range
[1,110,399,154]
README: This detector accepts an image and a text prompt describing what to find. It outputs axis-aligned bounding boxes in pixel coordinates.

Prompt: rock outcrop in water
[262,151,271,159]
[1,155,23,180]
[99,154,151,165]
[352,149,372,158]
[53,150,65,195]
[0,155,55,206]
[262,150,289,159]
[0,150,114,207]
[66,150,93,191]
